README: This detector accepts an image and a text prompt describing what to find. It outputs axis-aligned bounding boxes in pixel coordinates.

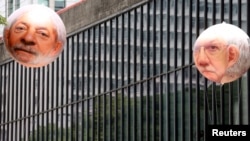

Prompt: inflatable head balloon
[3,4,66,68]
[193,22,250,84]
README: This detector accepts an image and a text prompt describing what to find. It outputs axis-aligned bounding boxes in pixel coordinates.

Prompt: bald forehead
[194,37,225,49]
[20,10,53,25]
[194,23,249,49]
[198,23,249,41]
[198,24,230,40]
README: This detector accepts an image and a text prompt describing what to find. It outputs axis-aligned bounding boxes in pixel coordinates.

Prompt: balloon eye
[15,25,27,33]
[206,46,218,52]
[37,30,49,38]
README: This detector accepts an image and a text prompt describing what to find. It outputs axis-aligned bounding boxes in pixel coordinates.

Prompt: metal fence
[0,0,250,141]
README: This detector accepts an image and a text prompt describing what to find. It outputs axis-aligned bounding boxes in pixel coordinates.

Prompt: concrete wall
[0,0,148,63]
[59,0,148,35]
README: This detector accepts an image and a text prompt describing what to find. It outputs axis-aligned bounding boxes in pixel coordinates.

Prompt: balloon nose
[196,47,209,67]
[21,31,36,46]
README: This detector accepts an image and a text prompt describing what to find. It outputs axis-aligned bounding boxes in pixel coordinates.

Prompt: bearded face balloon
[193,22,250,84]
[3,4,66,68]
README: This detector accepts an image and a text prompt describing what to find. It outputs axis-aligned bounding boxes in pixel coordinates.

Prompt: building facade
[0,0,250,141]
[0,0,79,36]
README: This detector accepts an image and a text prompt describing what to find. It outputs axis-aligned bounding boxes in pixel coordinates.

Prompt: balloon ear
[227,45,239,68]
[49,41,63,57]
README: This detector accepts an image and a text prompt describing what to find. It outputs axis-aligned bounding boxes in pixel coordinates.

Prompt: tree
[0,15,6,25]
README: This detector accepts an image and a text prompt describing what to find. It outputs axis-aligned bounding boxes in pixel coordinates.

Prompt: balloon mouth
[13,48,37,55]
[8,46,38,64]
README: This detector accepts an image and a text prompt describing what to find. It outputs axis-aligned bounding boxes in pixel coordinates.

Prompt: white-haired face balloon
[193,23,250,84]
[3,4,66,68]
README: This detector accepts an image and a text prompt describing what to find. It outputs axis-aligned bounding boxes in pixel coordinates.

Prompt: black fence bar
[120,13,125,141]
[102,22,107,141]
[97,24,101,141]
[247,0,250,126]
[0,66,3,141]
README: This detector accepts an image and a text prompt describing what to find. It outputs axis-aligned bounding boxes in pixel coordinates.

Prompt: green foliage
[0,15,6,25]
[24,94,161,141]
[27,123,76,141]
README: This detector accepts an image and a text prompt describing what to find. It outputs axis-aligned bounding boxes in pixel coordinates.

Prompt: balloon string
[205,80,212,123]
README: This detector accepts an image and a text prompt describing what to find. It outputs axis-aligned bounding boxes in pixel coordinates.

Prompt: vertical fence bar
[50,62,54,141]
[139,5,143,141]
[238,0,243,125]
[60,45,64,140]
[22,69,24,140]
[173,0,178,140]
[109,19,113,141]
[32,68,37,141]
[127,10,131,141]
[36,67,40,141]
[220,85,225,124]
[45,66,49,141]
[55,59,59,141]
[181,0,185,140]
[2,65,5,141]
[132,8,137,141]
[50,50,54,141]
[0,66,3,141]
[220,0,225,125]
[92,27,96,141]
[87,29,91,141]
[212,84,218,123]
[75,33,80,141]
[5,64,9,141]
[121,13,125,141]
[103,22,107,141]
[228,83,234,125]
[238,0,242,27]
[203,2,209,139]
[27,68,31,141]
[247,0,250,125]
[42,67,45,141]
[159,0,163,140]
[146,3,150,141]
[211,83,217,124]
[15,63,19,141]
[219,0,225,124]
[6,66,9,140]
[65,37,70,141]
[2,65,4,141]
[81,31,86,141]
[238,79,243,124]
[23,66,27,141]
[152,0,156,140]
[10,62,14,141]
[195,0,201,140]
[3,65,6,141]
[229,0,232,23]
[8,62,14,141]
[166,0,170,140]
[220,0,224,22]
[115,16,119,141]
[71,35,75,141]
[188,0,193,140]
[204,79,209,141]
[212,0,216,24]
[227,0,234,126]
[97,24,101,141]
[7,63,11,141]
